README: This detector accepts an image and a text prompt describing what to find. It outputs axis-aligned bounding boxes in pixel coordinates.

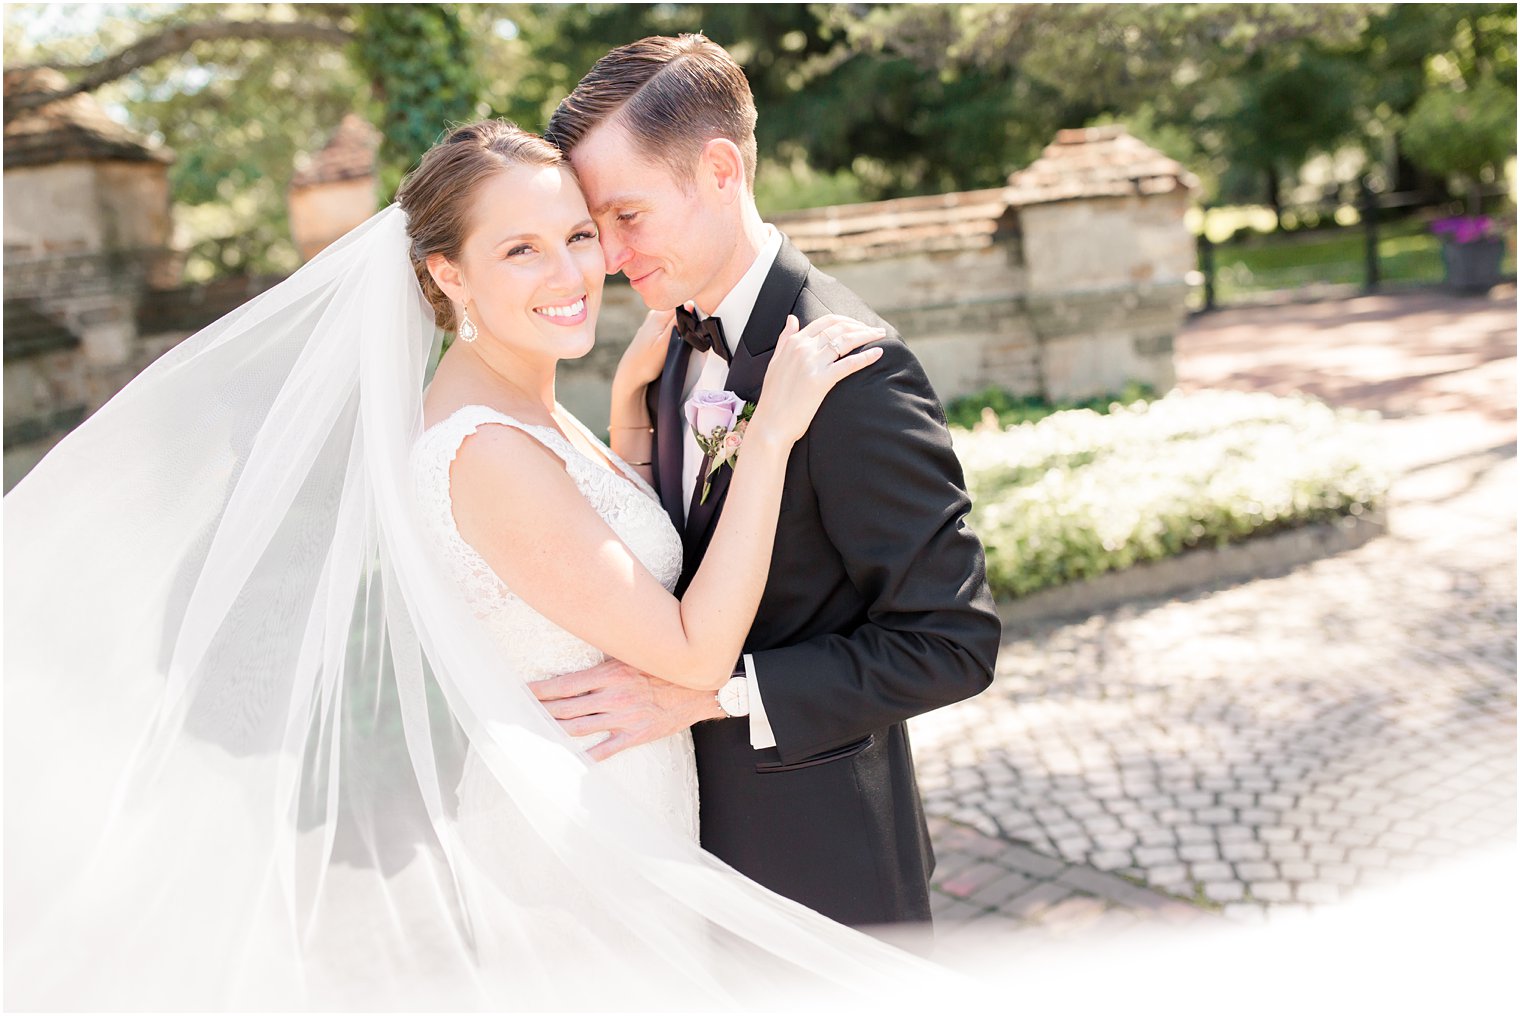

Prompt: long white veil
[3,206,959,1009]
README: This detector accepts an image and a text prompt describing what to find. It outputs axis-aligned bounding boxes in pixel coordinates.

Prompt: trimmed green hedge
[945,382,1156,430]
[953,390,1389,599]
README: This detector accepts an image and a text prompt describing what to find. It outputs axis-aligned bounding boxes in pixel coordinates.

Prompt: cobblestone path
[917,287,1516,940]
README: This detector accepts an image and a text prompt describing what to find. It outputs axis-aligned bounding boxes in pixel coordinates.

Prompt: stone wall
[3,158,183,490]
[1017,190,1191,400]
[3,275,279,491]
[4,161,174,276]
[4,68,189,490]
[3,315,185,490]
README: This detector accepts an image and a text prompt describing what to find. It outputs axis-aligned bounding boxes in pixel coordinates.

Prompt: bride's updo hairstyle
[396,119,565,330]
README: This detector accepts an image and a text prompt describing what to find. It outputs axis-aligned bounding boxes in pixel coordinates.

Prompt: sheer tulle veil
[3,205,964,1009]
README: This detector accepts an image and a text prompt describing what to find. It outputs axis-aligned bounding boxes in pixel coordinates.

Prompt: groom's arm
[533,658,723,762]
[747,332,1001,764]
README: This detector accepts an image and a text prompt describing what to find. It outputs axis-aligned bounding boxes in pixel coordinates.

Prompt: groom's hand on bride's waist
[532,660,724,762]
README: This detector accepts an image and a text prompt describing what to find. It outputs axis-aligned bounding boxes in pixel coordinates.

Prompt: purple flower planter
[1432,215,1495,244]
[1440,236,1505,293]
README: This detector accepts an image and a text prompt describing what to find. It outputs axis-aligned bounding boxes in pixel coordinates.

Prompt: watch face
[719,677,747,716]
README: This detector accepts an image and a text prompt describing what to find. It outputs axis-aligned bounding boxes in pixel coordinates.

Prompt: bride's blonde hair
[396,120,565,331]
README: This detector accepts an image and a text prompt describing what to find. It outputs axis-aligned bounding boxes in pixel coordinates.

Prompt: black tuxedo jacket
[647,238,1001,927]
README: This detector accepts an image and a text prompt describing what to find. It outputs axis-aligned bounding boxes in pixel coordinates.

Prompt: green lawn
[1198,217,1516,306]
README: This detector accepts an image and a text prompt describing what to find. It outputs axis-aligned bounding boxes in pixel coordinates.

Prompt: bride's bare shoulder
[447,416,589,557]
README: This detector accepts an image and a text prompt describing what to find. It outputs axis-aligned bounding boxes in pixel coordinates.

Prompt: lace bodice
[412,404,683,677]
[410,403,696,841]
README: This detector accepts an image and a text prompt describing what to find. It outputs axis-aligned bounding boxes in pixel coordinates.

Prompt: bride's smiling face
[431,164,605,363]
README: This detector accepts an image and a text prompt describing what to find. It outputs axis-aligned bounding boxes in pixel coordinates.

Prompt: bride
[2,120,959,1009]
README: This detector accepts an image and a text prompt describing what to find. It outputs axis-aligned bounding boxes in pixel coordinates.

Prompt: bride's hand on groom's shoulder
[614,306,679,389]
[531,658,722,762]
[747,314,885,446]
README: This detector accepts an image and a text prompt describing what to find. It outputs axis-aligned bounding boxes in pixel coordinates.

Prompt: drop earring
[458,303,478,343]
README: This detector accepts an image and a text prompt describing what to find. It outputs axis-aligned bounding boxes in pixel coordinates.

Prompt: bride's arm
[607,308,676,487]
[450,316,883,692]
[607,380,654,487]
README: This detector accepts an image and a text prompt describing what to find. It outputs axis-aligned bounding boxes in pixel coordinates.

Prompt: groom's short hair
[546,34,758,190]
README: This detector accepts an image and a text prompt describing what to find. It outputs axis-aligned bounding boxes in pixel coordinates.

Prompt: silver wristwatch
[716,667,750,718]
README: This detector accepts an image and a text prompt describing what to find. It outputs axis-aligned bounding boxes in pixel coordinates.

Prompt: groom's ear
[699,138,747,206]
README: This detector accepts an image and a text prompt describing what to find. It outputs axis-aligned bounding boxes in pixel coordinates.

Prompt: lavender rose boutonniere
[685,389,757,505]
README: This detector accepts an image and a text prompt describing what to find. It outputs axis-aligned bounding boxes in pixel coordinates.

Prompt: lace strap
[425,404,578,469]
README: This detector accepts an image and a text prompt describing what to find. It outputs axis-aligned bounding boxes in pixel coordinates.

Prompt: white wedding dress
[411,404,699,839]
[4,206,959,1010]
[407,405,718,1002]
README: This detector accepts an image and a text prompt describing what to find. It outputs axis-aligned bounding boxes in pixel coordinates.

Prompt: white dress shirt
[678,225,783,750]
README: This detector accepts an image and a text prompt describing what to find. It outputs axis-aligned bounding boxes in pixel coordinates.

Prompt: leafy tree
[487,3,1069,199]
[831,2,1515,217]
[828,3,1370,99]
[1402,75,1517,212]
[1211,44,1364,217]
[349,4,482,197]
[1354,3,1517,195]
[831,3,1374,204]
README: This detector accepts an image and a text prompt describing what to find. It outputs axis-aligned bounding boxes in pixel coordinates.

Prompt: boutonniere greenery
[685,389,757,504]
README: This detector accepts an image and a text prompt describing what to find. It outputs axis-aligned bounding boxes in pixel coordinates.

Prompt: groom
[536,34,1001,931]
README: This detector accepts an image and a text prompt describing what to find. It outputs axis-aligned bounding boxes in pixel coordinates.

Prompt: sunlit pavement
[915,285,1516,944]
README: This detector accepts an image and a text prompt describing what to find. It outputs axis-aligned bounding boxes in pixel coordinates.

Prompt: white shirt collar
[698,225,782,357]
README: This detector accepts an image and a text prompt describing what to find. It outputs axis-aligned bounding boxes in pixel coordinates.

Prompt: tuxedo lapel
[655,326,692,534]
[680,240,812,576]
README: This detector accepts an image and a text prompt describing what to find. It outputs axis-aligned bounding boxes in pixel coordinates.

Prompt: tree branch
[8,19,355,113]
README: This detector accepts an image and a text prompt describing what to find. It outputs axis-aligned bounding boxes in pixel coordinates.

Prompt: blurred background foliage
[4,2,1514,280]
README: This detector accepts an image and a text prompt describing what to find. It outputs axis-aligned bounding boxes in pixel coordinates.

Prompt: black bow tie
[674,305,731,365]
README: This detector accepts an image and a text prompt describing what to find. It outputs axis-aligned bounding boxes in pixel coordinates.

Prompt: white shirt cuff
[742,654,777,750]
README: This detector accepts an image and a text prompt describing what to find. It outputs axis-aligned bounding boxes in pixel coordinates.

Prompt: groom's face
[569,122,731,312]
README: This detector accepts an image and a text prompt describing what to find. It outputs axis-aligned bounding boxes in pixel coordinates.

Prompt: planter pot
[1441,236,1505,293]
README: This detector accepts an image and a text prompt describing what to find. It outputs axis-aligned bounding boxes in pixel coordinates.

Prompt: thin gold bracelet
[609,424,655,432]
[623,460,652,466]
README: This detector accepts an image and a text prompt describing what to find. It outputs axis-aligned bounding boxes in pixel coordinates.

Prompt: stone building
[3,101,379,492]
[3,68,276,490]
[1000,125,1197,401]
[566,125,1197,429]
[287,113,382,262]
[4,67,177,489]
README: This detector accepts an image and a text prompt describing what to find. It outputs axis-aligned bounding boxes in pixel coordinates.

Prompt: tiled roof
[772,125,1197,263]
[290,114,380,189]
[1005,125,1198,204]
[770,188,1016,263]
[3,67,172,169]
